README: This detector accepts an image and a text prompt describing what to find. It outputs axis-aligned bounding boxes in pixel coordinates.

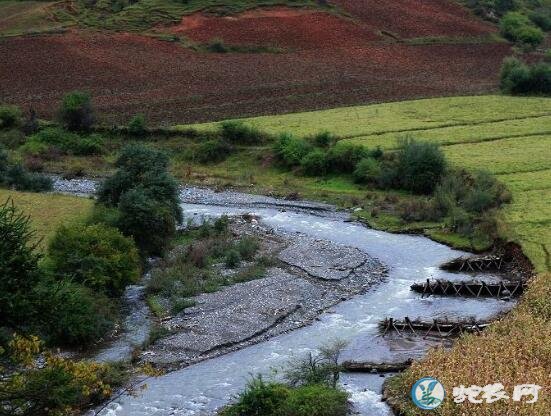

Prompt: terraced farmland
[188,95,551,272]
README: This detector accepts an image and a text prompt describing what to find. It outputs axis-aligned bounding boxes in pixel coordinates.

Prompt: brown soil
[0,30,511,124]
[0,2,507,125]
[171,8,380,50]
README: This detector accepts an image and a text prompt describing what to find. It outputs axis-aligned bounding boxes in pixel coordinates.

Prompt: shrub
[0,334,120,415]
[501,57,551,95]
[395,138,446,194]
[225,249,241,268]
[353,157,381,184]
[500,12,544,46]
[194,139,233,163]
[273,133,313,167]
[398,198,441,222]
[117,188,177,256]
[58,91,95,131]
[207,38,229,53]
[22,127,104,156]
[236,236,259,260]
[326,142,370,174]
[0,199,43,327]
[46,223,140,297]
[280,384,348,416]
[529,9,551,31]
[128,113,147,136]
[35,280,116,346]
[310,131,336,148]
[300,149,328,176]
[221,378,348,416]
[21,108,39,135]
[220,121,266,144]
[220,377,290,416]
[0,105,22,129]
[4,164,53,192]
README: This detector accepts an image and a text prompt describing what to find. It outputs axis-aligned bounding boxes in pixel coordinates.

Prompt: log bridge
[341,359,412,373]
[440,255,505,272]
[379,317,490,338]
[411,279,526,298]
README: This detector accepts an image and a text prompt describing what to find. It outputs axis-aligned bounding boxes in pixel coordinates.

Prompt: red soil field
[332,0,496,38]
[171,9,381,50]
[0,29,511,124]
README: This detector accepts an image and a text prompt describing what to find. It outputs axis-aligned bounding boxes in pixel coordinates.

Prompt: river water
[52,180,513,416]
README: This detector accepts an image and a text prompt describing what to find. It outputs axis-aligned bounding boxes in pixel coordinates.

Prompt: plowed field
[0,1,508,124]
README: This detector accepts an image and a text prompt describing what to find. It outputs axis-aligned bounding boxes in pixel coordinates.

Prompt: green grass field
[0,1,72,37]
[0,189,93,249]
[185,95,551,272]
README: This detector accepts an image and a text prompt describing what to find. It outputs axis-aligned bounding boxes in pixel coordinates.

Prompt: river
[52,179,514,416]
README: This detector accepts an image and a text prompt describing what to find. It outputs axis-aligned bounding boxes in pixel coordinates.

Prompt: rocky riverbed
[141,218,387,369]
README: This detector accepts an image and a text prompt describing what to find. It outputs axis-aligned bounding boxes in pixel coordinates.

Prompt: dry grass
[386,274,551,415]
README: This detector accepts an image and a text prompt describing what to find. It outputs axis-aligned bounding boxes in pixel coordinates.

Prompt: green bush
[46,223,140,297]
[326,142,370,174]
[194,139,233,163]
[353,157,381,184]
[310,131,337,148]
[0,199,43,327]
[128,113,147,136]
[225,249,241,268]
[529,9,551,31]
[221,121,266,144]
[395,138,446,194]
[58,91,95,131]
[273,133,313,167]
[236,236,259,260]
[280,384,348,416]
[117,188,177,256]
[220,377,290,416]
[0,105,22,129]
[221,378,348,416]
[22,127,104,156]
[301,149,328,176]
[35,280,116,346]
[500,12,544,46]
[4,164,53,192]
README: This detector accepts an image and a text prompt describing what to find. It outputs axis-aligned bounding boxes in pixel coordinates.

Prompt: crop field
[0,0,510,124]
[0,189,92,249]
[188,95,551,273]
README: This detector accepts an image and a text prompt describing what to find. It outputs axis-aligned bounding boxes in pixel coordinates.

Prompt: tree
[396,138,446,194]
[58,91,95,131]
[0,199,43,327]
[117,188,177,256]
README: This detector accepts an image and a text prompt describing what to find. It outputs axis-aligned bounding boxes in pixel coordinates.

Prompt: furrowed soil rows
[332,0,496,38]
[0,31,510,124]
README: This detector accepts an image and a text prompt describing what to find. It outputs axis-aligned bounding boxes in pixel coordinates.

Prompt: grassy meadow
[0,189,93,249]
[185,95,551,273]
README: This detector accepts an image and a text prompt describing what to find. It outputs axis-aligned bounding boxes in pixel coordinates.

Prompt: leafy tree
[0,200,43,327]
[46,223,140,296]
[58,91,95,131]
[117,188,177,256]
[396,138,446,194]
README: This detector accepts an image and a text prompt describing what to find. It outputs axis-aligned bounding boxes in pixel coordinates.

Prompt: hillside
[0,0,510,124]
